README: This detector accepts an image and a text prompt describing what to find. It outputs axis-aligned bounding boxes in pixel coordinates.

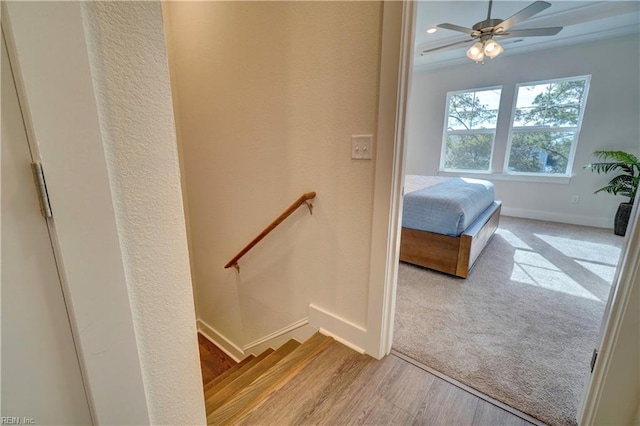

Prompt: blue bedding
[402,177,495,236]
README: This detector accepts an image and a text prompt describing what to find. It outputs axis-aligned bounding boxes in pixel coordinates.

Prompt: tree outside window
[506,77,590,175]
[439,76,590,177]
[441,87,502,171]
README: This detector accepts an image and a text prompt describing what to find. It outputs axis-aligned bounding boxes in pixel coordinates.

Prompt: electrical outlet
[351,135,373,160]
[571,195,580,204]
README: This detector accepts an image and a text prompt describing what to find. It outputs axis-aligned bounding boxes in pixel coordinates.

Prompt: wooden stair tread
[198,334,237,386]
[205,339,301,412]
[236,341,372,425]
[204,354,255,392]
[207,332,333,425]
[204,348,274,401]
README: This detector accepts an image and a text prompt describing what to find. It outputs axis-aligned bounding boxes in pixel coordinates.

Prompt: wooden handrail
[224,192,316,271]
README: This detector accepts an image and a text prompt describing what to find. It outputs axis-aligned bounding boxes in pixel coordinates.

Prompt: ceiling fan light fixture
[466,41,485,62]
[483,39,504,58]
[431,0,563,63]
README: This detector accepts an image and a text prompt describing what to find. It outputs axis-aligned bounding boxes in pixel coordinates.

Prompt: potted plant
[584,150,639,236]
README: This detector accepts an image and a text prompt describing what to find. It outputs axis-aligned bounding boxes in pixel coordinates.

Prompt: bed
[400,175,501,278]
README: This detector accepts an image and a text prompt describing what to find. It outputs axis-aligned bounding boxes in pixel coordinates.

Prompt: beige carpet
[393,216,623,426]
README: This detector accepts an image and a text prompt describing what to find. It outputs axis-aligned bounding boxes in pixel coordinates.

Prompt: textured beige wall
[82,2,206,424]
[165,1,382,345]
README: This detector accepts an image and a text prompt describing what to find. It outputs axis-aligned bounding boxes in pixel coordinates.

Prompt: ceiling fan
[423,0,563,62]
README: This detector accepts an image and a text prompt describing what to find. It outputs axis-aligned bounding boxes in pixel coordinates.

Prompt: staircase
[203,332,339,424]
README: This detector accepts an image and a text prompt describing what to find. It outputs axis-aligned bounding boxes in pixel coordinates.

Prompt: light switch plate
[351,135,373,160]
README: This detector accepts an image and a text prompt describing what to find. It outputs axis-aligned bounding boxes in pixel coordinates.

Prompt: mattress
[402,175,495,236]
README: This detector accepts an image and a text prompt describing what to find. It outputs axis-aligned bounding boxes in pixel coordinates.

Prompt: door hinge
[31,162,53,218]
[590,348,598,373]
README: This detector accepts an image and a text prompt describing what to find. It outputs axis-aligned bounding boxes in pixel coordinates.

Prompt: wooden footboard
[399,201,501,278]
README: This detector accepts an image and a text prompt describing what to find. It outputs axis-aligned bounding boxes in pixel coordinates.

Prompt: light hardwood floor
[200,337,535,425]
[199,333,237,385]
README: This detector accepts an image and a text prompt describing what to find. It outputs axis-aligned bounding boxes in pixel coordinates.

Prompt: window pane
[474,89,502,110]
[514,107,542,127]
[447,93,474,130]
[514,79,588,128]
[447,89,501,130]
[548,80,586,105]
[470,108,499,130]
[515,84,551,108]
[449,93,475,111]
[507,132,574,174]
[442,87,501,172]
[445,133,493,171]
[545,106,580,127]
[447,112,469,130]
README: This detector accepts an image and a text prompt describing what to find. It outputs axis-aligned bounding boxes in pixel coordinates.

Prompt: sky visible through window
[516,84,549,108]
[447,88,501,131]
[441,76,590,175]
[443,87,502,171]
[475,89,501,109]
[508,77,589,174]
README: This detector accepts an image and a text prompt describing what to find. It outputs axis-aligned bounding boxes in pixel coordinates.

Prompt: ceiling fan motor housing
[472,18,505,33]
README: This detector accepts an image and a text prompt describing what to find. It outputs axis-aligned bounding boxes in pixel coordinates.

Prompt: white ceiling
[414,1,640,70]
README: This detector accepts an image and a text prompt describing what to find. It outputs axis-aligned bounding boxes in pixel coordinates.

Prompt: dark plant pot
[614,202,633,236]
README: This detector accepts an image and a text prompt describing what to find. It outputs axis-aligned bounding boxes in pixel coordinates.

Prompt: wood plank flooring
[209,333,335,424]
[198,333,236,385]
[199,335,536,425]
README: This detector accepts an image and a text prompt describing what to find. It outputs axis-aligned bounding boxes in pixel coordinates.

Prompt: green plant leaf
[585,150,639,204]
[593,150,640,166]
[584,162,630,174]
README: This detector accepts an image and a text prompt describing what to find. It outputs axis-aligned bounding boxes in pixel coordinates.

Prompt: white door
[1,30,93,424]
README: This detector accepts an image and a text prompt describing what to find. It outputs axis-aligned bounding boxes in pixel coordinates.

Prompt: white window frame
[503,75,591,177]
[439,85,502,173]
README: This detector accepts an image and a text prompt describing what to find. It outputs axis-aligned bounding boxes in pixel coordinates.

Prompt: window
[440,87,502,172]
[505,76,590,176]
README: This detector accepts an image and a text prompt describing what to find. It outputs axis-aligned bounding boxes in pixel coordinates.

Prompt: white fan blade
[437,23,477,35]
[499,1,552,31]
[518,2,639,29]
[498,27,563,38]
[421,38,475,55]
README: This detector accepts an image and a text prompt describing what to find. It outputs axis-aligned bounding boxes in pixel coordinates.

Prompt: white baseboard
[309,304,367,354]
[197,318,319,360]
[241,318,318,356]
[243,318,310,351]
[501,207,613,229]
[198,306,370,360]
[243,323,318,357]
[196,319,245,362]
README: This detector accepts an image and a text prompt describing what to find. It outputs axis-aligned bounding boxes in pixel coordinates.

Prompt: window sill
[437,170,572,184]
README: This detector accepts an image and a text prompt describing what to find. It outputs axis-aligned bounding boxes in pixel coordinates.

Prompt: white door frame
[366,0,415,359]
[377,1,639,422]
[578,200,640,424]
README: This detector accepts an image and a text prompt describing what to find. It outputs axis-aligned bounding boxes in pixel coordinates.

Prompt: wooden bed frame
[399,201,502,279]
